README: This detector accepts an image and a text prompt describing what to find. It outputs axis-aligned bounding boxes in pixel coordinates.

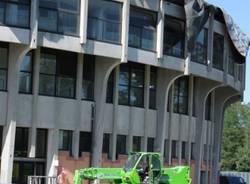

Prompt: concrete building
[0,0,248,183]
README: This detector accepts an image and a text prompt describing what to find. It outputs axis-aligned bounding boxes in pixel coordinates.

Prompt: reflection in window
[0,0,30,28]
[79,131,92,156]
[39,0,79,36]
[116,135,127,155]
[58,130,72,153]
[173,77,189,115]
[19,52,33,93]
[149,67,157,109]
[191,29,208,64]
[82,55,95,100]
[88,0,122,43]
[164,16,185,58]
[118,62,145,107]
[213,33,224,70]
[0,46,8,91]
[14,127,29,157]
[129,7,156,51]
[39,49,77,98]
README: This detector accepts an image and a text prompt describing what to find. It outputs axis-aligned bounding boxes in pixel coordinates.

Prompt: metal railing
[28,176,57,184]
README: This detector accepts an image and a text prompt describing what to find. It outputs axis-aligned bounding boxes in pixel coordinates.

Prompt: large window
[164,16,185,58]
[0,45,8,91]
[173,77,189,115]
[116,135,127,155]
[39,49,77,98]
[213,33,224,70]
[88,0,122,44]
[82,55,95,100]
[0,0,30,28]
[149,67,157,109]
[79,131,92,156]
[14,127,29,157]
[39,0,80,36]
[19,52,33,94]
[191,29,208,64]
[58,130,72,152]
[129,7,157,51]
[118,62,145,107]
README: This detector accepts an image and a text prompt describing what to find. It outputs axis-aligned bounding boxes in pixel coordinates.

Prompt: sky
[206,0,250,104]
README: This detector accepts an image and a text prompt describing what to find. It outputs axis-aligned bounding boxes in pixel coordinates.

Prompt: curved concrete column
[211,89,240,184]
[154,69,183,155]
[0,44,31,183]
[193,78,220,184]
[91,57,120,167]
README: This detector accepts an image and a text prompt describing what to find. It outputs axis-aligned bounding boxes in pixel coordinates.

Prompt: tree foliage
[221,102,250,172]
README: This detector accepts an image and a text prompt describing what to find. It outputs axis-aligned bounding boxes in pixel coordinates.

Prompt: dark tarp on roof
[185,0,250,63]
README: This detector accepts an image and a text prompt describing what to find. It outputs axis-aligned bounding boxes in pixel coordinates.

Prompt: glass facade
[39,0,79,36]
[164,16,185,58]
[191,29,208,64]
[0,45,8,91]
[82,55,95,100]
[119,62,145,107]
[88,0,122,43]
[173,77,189,115]
[213,33,224,70]
[129,7,156,51]
[19,52,33,94]
[39,48,77,98]
[0,0,30,28]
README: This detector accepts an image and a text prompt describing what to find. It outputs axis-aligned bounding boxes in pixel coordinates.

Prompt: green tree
[221,102,250,171]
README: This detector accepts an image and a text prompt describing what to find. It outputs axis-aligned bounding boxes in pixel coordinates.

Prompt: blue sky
[206,0,250,103]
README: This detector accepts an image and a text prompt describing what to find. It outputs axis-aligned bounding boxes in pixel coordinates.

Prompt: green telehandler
[73,152,191,184]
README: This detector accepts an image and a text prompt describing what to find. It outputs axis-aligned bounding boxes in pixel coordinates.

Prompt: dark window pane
[131,68,144,88]
[0,47,8,69]
[79,132,92,155]
[147,138,154,152]
[133,136,141,152]
[128,25,141,48]
[213,33,224,70]
[39,74,55,96]
[0,70,7,90]
[106,71,114,103]
[149,90,156,109]
[171,140,177,159]
[102,133,110,154]
[12,162,34,184]
[40,53,56,75]
[191,143,195,160]
[130,87,144,107]
[39,8,58,32]
[181,142,186,159]
[149,67,157,109]
[59,130,72,152]
[56,77,75,98]
[119,66,129,86]
[116,135,126,155]
[58,12,79,35]
[19,72,32,93]
[59,0,79,11]
[6,4,29,27]
[164,16,185,58]
[36,129,47,158]
[0,2,4,24]
[205,93,212,121]
[118,85,129,105]
[14,128,29,157]
[20,53,32,72]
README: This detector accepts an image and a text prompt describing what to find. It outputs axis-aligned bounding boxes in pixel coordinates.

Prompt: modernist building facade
[0,0,247,184]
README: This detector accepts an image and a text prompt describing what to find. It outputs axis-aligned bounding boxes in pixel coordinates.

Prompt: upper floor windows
[173,77,189,115]
[88,0,122,44]
[82,55,95,101]
[166,0,184,6]
[0,45,8,91]
[191,29,208,64]
[39,49,77,98]
[164,16,185,58]
[213,33,224,70]
[118,62,145,107]
[0,0,30,28]
[19,52,33,94]
[129,7,157,51]
[149,66,157,109]
[39,0,80,36]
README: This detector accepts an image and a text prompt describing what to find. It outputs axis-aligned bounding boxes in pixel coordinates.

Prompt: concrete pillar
[91,57,119,167]
[80,0,89,44]
[30,0,38,48]
[0,44,30,183]
[154,69,183,155]
[142,65,150,151]
[193,78,220,184]
[111,66,119,161]
[121,0,130,63]
[28,48,40,158]
[211,88,240,184]
[156,0,164,59]
[46,129,59,176]
[207,11,215,71]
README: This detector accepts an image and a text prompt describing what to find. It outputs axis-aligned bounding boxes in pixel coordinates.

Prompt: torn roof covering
[185,0,250,63]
